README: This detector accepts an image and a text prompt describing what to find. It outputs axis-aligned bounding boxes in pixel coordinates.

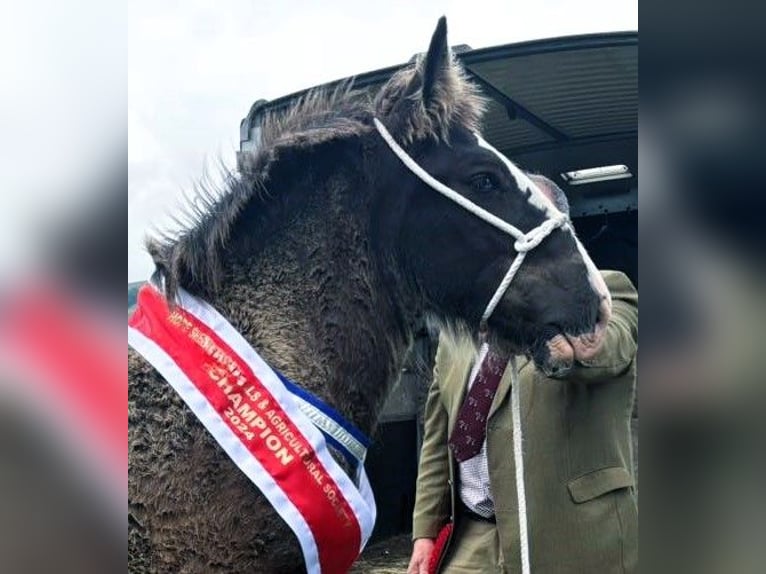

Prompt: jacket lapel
[438,337,534,428]
[488,355,531,421]
[442,351,476,434]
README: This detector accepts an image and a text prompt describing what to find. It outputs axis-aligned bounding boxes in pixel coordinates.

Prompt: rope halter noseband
[373,118,570,328]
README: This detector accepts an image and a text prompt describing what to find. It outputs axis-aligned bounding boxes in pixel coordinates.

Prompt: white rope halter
[374,117,573,574]
[373,118,569,327]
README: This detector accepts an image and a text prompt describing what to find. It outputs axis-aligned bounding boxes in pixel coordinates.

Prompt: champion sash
[128,284,376,574]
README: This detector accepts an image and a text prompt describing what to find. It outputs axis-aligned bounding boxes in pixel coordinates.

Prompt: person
[407,175,637,574]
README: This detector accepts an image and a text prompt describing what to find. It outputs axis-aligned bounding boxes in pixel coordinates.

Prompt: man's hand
[407,538,435,574]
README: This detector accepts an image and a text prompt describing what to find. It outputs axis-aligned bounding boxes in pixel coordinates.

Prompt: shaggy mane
[145,53,487,301]
[145,83,372,300]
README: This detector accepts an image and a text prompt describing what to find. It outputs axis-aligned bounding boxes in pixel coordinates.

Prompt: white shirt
[458,438,495,518]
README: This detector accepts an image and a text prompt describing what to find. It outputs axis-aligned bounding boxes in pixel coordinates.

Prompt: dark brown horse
[129,18,609,573]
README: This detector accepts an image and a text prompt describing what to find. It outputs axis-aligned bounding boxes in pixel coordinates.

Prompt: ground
[351,534,412,573]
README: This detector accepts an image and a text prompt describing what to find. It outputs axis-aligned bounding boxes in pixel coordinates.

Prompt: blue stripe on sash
[275,371,371,469]
[276,372,371,448]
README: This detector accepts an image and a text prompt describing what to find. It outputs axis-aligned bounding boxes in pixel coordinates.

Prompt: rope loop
[513,213,568,253]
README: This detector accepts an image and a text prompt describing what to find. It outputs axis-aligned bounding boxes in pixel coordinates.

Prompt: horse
[129,17,611,573]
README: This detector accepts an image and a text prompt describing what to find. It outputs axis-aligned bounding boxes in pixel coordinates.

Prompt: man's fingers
[406,552,428,574]
[408,539,435,574]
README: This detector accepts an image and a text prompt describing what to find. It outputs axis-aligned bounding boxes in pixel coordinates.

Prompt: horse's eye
[471,173,498,193]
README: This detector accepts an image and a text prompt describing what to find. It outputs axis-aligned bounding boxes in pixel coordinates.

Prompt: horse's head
[372,18,611,375]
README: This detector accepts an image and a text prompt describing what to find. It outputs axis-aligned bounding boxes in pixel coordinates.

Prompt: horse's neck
[210,211,414,437]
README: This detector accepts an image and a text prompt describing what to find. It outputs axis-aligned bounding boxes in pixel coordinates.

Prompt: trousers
[442,516,506,574]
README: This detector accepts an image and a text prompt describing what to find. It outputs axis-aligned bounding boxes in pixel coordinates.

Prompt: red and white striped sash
[128,284,376,574]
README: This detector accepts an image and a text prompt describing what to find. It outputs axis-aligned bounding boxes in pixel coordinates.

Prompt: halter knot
[513,213,569,253]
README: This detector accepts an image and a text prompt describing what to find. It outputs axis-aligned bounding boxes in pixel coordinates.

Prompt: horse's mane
[146,52,486,301]
[143,83,368,299]
[238,82,373,178]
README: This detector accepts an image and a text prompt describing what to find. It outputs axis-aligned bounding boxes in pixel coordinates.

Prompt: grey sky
[128,0,637,281]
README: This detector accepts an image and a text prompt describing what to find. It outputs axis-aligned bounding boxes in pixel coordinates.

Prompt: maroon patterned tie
[448,348,508,463]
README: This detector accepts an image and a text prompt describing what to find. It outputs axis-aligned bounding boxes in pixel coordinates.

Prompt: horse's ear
[374,16,485,143]
[421,16,449,108]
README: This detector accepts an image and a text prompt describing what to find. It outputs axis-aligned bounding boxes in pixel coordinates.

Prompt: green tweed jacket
[413,271,638,573]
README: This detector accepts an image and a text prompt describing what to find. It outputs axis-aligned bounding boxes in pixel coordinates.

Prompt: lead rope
[510,356,530,574]
[374,118,552,574]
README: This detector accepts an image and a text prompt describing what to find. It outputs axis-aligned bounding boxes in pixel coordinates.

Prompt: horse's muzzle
[542,295,612,375]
